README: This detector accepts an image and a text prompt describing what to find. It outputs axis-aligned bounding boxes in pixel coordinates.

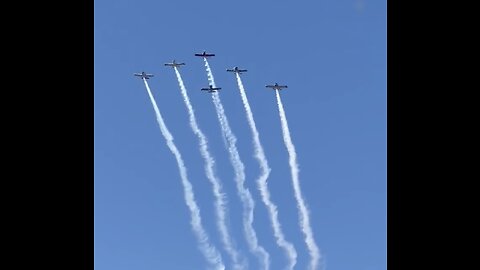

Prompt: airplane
[134,72,154,79]
[164,59,186,67]
[201,84,222,93]
[226,67,248,74]
[194,51,215,57]
[265,83,288,90]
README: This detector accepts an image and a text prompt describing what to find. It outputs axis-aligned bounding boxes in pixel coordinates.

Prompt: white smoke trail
[235,73,298,270]
[275,90,321,270]
[172,67,244,270]
[142,79,225,270]
[204,59,270,270]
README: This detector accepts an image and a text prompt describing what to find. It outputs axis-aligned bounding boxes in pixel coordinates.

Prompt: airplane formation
[135,51,323,270]
[134,51,288,92]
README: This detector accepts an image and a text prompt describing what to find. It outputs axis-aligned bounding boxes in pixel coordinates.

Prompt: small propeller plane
[164,60,185,67]
[194,51,215,57]
[201,85,222,93]
[134,72,154,79]
[265,83,288,90]
[226,67,248,74]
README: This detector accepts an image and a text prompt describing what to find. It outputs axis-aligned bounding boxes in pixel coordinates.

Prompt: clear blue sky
[94,0,386,269]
